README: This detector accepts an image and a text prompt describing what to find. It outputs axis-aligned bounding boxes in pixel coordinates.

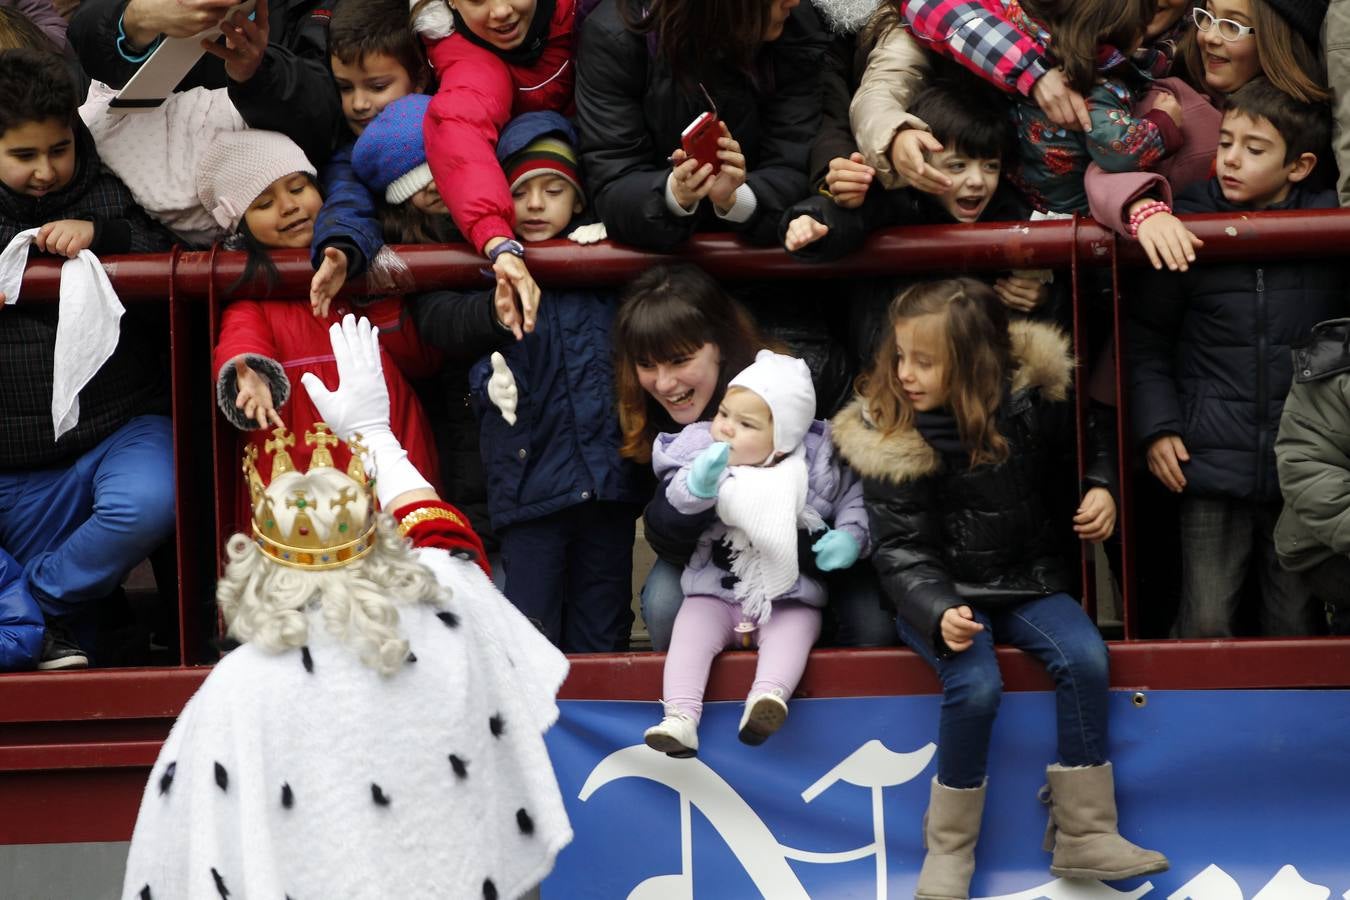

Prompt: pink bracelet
[1128,201,1171,238]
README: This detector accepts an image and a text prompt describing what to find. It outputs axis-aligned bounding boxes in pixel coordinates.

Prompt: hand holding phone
[681,112,722,176]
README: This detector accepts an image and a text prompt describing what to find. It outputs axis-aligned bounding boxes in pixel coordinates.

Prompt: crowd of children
[3,0,1350,890]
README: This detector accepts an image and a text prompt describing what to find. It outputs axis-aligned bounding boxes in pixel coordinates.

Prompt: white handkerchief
[0,228,126,440]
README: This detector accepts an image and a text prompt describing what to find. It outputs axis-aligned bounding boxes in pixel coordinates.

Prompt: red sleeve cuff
[392,500,491,578]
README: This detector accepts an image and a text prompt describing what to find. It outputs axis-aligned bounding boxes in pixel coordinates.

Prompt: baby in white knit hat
[644,350,871,756]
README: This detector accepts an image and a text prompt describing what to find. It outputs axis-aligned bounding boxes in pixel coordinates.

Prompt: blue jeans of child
[895,592,1110,789]
[1177,496,1316,637]
[0,415,175,619]
[640,558,897,651]
[499,501,637,653]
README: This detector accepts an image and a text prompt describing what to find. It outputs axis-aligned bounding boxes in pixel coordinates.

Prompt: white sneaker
[644,705,699,758]
[738,690,788,746]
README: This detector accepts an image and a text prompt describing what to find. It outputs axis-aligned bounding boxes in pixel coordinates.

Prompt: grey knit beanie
[196,130,317,233]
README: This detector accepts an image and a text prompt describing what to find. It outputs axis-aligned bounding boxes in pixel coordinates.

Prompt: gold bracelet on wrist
[397,506,467,538]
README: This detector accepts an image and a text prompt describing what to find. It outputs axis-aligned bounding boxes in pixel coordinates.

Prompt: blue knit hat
[352,94,434,205]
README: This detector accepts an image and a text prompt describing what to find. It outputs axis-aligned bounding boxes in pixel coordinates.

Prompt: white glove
[486,351,518,425]
[301,314,430,508]
[566,222,608,245]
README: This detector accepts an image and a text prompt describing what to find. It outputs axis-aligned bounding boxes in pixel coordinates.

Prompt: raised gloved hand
[486,351,518,425]
[687,441,730,499]
[811,528,860,572]
[301,314,430,508]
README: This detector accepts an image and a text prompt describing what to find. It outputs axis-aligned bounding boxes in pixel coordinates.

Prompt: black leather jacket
[832,321,1116,654]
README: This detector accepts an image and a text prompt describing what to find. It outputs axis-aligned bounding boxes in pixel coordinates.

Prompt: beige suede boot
[1041,763,1169,879]
[915,777,986,900]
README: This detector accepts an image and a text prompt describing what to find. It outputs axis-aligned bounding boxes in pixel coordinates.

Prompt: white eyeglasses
[1192,7,1256,41]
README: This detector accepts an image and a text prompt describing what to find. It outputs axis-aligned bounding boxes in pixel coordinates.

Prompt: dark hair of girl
[857,277,1014,468]
[621,0,775,84]
[1022,0,1155,93]
[378,201,460,245]
[612,262,771,464]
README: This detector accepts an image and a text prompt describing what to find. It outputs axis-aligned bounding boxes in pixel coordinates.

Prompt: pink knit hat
[196,130,317,233]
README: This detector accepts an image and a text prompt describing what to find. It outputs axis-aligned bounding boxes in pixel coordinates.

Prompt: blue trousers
[896,592,1110,789]
[0,415,175,619]
[499,501,637,653]
[640,557,897,651]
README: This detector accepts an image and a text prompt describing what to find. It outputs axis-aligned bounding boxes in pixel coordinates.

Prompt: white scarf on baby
[715,446,825,625]
[0,228,124,440]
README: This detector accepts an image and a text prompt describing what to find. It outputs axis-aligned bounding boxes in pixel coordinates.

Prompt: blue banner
[543,691,1350,898]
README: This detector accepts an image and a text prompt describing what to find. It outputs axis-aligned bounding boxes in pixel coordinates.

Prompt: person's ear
[573,197,584,214]
[1287,151,1317,184]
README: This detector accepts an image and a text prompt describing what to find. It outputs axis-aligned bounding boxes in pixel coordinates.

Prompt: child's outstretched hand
[36,220,95,258]
[1147,434,1190,493]
[889,128,951,194]
[1073,486,1117,543]
[310,246,348,318]
[1032,67,1092,132]
[940,605,984,653]
[825,152,874,209]
[233,357,283,430]
[1135,208,1203,272]
[784,215,829,253]
[811,529,860,572]
[687,441,731,499]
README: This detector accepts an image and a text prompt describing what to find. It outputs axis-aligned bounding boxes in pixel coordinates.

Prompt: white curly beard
[811,0,881,34]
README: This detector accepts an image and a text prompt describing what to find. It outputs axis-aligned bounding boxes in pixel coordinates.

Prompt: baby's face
[511,175,581,242]
[712,388,776,466]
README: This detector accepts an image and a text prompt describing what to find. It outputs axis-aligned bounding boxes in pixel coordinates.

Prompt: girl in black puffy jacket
[831,278,1167,899]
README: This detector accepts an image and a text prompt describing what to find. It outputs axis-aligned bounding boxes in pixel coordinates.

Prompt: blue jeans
[640,559,897,651]
[0,415,175,619]
[895,593,1109,789]
[499,502,637,653]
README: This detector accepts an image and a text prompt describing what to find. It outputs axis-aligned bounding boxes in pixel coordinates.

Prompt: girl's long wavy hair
[612,263,770,465]
[1021,0,1155,92]
[1181,0,1329,103]
[215,513,448,676]
[856,278,1013,468]
[620,0,777,84]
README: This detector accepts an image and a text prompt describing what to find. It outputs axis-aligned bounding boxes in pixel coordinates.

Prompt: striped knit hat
[497,112,584,204]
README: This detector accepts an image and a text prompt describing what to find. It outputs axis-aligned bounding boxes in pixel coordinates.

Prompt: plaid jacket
[0,121,173,468]
[900,0,1050,96]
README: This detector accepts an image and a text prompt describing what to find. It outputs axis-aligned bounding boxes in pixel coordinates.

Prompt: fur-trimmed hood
[831,320,1074,484]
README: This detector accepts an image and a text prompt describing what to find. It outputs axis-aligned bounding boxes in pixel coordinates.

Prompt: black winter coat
[574,0,829,250]
[69,0,343,165]
[1127,180,1349,503]
[832,322,1116,654]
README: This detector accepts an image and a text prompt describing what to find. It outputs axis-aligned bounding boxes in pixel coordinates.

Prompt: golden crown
[243,423,378,571]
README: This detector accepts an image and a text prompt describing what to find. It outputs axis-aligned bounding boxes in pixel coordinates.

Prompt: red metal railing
[4,211,1350,845]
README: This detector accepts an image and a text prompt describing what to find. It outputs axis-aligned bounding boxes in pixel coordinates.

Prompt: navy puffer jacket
[463,288,647,529]
[1128,180,1350,502]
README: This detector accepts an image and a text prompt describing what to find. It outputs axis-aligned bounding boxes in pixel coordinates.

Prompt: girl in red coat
[409,0,576,338]
[201,130,441,527]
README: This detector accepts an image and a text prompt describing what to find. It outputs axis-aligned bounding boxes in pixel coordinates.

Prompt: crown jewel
[244,424,377,570]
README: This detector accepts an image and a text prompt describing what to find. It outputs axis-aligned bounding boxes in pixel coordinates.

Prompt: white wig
[216,478,450,677]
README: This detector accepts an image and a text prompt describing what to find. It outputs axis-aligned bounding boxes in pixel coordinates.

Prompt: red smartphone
[681,111,723,175]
